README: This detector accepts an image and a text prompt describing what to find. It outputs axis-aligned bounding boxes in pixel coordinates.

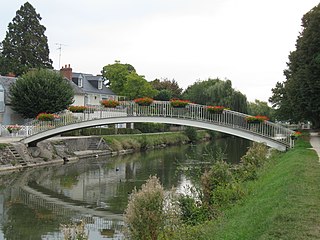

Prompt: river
[0,136,250,240]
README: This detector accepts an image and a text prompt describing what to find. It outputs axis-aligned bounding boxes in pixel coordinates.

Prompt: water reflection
[0,136,250,239]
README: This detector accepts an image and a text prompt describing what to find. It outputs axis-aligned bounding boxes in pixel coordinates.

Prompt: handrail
[21,101,294,148]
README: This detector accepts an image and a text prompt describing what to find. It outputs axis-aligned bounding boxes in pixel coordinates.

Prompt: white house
[0,65,119,126]
[60,64,118,106]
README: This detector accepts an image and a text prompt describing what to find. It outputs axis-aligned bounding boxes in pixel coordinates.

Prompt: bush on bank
[175,135,320,240]
[103,132,190,151]
[123,141,271,240]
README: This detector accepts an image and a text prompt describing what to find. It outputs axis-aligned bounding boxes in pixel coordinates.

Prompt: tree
[151,78,183,99]
[248,100,275,121]
[122,72,157,99]
[10,69,74,118]
[183,78,248,113]
[0,2,52,76]
[269,3,320,127]
[154,89,172,101]
[101,60,136,95]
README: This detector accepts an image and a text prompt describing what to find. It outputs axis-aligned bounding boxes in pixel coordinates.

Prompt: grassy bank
[102,131,209,152]
[197,138,320,239]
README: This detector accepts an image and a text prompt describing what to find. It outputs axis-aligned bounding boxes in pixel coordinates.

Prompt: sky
[0,0,319,102]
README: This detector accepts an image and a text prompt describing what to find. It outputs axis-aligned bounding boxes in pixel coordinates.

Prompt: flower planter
[68,106,87,113]
[247,120,262,124]
[207,106,225,114]
[170,99,190,108]
[36,113,60,121]
[101,100,120,108]
[7,125,21,134]
[134,97,154,106]
[245,115,269,124]
[172,105,187,108]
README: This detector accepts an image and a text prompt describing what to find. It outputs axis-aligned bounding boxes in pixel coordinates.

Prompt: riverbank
[193,135,320,239]
[0,131,210,172]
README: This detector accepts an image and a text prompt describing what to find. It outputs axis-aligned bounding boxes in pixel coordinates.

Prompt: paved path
[309,132,320,161]
[0,137,22,143]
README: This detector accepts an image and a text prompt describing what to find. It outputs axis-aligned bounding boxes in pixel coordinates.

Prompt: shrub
[201,160,243,207]
[178,194,211,225]
[134,122,169,133]
[10,69,74,118]
[124,176,165,240]
[241,142,268,168]
[184,127,198,143]
[237,142,269,181]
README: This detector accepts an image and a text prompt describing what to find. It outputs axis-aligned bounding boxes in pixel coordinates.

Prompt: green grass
[198,138,320,239]
[0,143,8,150]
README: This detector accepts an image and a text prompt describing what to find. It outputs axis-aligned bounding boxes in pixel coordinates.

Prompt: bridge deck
[18,101,294,151]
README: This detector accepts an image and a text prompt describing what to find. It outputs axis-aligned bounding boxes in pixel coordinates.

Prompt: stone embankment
[0,132,202,172]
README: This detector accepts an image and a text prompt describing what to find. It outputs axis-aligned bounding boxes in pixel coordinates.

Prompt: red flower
[170,99,190,108]
[134,97,154,106]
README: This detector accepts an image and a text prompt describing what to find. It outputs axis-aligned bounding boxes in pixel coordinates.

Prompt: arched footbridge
[20,101,294,151]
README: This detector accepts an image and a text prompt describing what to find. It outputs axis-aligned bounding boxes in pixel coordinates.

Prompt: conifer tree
[0,2,52,76]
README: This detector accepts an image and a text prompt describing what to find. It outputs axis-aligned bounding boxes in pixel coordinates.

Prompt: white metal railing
[9,101,294,148]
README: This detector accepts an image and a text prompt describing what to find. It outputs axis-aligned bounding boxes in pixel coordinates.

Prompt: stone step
[8,145,27,166]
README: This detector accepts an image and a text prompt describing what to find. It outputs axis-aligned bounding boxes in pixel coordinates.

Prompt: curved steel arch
[21,116,289,151]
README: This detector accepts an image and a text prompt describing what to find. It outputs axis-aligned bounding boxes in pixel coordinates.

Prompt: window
[98,80,103,90]
[78,77,83,87]
[0,85,4,113]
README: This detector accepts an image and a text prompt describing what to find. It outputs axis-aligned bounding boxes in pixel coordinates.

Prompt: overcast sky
[1,0,319,102]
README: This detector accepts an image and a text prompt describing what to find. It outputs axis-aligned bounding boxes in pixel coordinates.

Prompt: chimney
[60,64,72,80]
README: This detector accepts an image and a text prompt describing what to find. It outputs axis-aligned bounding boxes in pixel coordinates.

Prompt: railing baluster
[18,101,293,149]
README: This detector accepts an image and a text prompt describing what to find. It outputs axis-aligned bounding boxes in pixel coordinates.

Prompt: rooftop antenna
[55,43,67,69]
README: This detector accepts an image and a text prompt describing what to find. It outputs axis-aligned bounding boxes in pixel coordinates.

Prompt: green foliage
[102,60,135,95]
[0,143,8,150]
[9,69,74,118]
[237,142,269,181]
[269,4,320,127]
[248,100,275,121]
[0,2,52,76]
[200,160,243,207]
[153,89,172,101]
[134,122,169,133]
[124,176,165,240]
[199,137,320,240]
[150,78,183,99]
[184,127,198,143]
[102,60,157,99]
[183,78,248,113]
[178,195,211,225]
[61,127,141,136]
[123,72,157,99]
[102,132,189,151]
